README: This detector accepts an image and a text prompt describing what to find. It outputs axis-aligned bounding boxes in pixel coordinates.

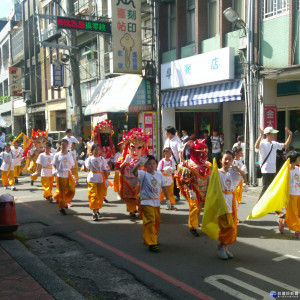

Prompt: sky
[0,0,15,19]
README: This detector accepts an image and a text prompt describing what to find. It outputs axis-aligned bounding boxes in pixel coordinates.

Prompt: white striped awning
[162,80,243,108]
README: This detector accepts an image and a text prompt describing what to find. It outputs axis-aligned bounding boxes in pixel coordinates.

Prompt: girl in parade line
[157,147,176,210]
[133,155,169,252]
[232,146,248,223]
[0,143,16,191]
[85,144,109,221]
[52,139,76,215]
[217,150,246,260]
[278,151,300,237]
[36,142,54,202]
[11,140,23,184]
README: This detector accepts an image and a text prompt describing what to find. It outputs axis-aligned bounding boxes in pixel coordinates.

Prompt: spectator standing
[232,135,245,161]
[255,125,292,199]
[63,128,79,150]
[76,137,86,160]
[164,126,183,200]
[211,129,224,162]
[0,128,5,151]
[181,130,190,144]
[203,130,212,162]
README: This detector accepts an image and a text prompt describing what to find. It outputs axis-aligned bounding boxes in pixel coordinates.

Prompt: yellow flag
[11,132,23,144]
[201,158,228,240]
[247,159,290,220]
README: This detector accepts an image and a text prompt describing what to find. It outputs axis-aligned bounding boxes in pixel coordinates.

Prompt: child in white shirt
[11,140,23,184]
[0,143,16,190]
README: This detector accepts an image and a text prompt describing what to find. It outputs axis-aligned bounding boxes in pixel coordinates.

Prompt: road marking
[16,200,62,225]
[273,254,300,262]
[236,267,300,291]
[75,230,215,300]
[204,275,266,300]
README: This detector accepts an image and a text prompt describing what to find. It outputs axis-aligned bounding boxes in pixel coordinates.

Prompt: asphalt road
[10,172,300,300]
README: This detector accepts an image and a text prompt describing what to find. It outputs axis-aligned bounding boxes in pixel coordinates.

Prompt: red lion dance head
[189,139,208,165]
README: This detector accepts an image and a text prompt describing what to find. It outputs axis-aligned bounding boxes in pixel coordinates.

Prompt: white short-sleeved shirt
[290,166,300,196]
[52,152,75,178]
[163,136,182,165]
[218,169,241,213]
[11,147,23,166]
[0,151,14,171]
[138,170,167,207]
[157,158,174,186]
[63,135,79,150]
[211,136,224,154]
[36,153,54,177]
[257,140,284,173]
[233,159,248,175]
[232,142,245,160]
[85,156,108,183]
[68,149,77,163]
[113,152,122,163]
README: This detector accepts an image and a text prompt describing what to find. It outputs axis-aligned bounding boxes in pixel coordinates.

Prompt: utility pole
[65,0,84,138]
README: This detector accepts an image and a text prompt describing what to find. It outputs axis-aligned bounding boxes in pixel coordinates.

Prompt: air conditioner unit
[75,0,92,15]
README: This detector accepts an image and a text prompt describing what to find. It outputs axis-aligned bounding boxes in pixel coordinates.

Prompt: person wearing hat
[255,125,292,199]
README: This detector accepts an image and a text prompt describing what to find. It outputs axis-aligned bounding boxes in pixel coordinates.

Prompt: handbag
[256,144,273,178]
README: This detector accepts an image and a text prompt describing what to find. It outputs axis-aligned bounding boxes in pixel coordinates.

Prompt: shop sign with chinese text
[161,47,235,90]
[9,67,22,96]
[264,106,277,129]
[111,0,141,74]
[143,112,157,158]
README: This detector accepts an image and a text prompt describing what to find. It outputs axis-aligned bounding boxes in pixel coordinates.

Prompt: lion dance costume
[115,128,149,217]
[176,139,211,235]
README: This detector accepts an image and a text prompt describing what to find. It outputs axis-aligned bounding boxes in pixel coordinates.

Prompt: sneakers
[278,218,285,234]
[226,248,234,259]
[11,186,16,191]
[96,212,101,219]
[103,197,109,203]
[59,208,66,215]
[217,245,228,260]
[92,213,98,221]
[4,186,8,190]
[237,218,242,224]
[14,178,18,183]
[31,181,34,186]
[295,231,300,239]
[149,244,160,252]
[166,200,171,210]
[170,205,177,211]
[67,202,73,207]
[190,228,200,237]
[175,196,180,201]
[46,197,53,203]
[130,212,137,219]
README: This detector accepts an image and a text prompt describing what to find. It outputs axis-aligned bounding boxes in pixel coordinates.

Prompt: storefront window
[289,110,300,151]
[231,113,244,147]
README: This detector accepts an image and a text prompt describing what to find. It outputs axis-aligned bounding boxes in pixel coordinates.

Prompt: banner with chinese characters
[111,0,141,74]
[9,67,22,96]
[264,106,277,129]
[143,112,157,158]
[51,64,64,87]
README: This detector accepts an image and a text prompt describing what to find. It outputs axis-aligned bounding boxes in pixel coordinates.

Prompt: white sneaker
[166,200,171,210]
[11,186,16,191]
[117,195,121,200]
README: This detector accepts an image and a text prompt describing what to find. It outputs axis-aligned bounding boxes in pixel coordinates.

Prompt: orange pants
[41,176,54,199]
[88,182,105,210]
[218,213,237,246]
[285,195,300,232]
[114,171,120,193]
[2,170,14,187]
[160,183,175,205]
[142,205,160,245]
[14,165,22,178]
[187,196,201,228]
[74,163,79,181]
[54,176,75,209]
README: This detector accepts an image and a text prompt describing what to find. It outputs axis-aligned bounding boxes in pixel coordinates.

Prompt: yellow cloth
[201,159,229,241]
[159,182,175,205]
[74,162,79,181]
[14,165,22,178]
[218,213,237,246]
[188,196,201,228]
[142,205,160,245]
[11,132,23,144]
[114,171,120,193]
[247,159,290,220]
[126,200,138,213]
[285,195,300,232]
[2,170,15,186]
[235,180,243,204]
[88,182,105,210]
[54,173,76,208]
[41,176,54,198]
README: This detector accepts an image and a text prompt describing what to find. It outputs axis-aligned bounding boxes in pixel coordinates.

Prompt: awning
[162,80,243,108]
[84,74,143,116]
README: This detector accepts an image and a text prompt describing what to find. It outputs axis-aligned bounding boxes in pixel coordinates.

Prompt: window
[262,0,289,19]
[169,2,176,50]
[208,0,219,38]
[186,0,195,44]
[233,0,247,24]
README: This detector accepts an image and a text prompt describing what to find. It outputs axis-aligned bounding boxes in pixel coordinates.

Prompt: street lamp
[223,1,256,186]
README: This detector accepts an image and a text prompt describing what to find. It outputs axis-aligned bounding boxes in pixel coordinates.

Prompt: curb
[0,239,86,300]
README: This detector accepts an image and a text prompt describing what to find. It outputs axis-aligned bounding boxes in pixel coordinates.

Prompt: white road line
[273,254,300,262]
[204,275,267,300]
[236,267,300,291]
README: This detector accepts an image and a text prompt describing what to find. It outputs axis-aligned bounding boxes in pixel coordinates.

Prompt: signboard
[57,16,111,34]
[161,47,235,90]
[9,67,22,96]
[264,106,277,129]
[51,64,64,87]
[143,112,157,158]
[111,0,141,74]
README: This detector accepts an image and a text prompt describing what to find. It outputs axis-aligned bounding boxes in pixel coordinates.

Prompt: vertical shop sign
[111,0,141,74]
[264,106,277,129]
[143,112,157,158]
[9,67,22,96]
